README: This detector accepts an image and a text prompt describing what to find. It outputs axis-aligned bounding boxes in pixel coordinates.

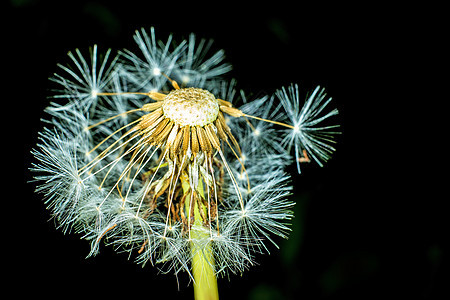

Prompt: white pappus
[31,27,339,279]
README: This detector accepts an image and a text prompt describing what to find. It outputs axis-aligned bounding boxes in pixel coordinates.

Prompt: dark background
[11,0,446,299]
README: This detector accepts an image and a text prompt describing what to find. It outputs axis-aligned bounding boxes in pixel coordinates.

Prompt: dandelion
[32,27,339,299]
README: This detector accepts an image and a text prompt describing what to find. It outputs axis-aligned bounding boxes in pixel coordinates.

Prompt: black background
[11,0,446,299]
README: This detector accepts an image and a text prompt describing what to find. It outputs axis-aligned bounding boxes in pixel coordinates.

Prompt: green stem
[181,173,219,300]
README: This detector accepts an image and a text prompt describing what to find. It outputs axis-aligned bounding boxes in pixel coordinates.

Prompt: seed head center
[162,87,219,127]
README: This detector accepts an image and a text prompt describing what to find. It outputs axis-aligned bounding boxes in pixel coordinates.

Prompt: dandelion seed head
[32,27,339,279]
[162,87,219,127]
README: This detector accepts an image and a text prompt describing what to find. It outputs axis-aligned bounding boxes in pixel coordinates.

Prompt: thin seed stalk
[181,172,219,300]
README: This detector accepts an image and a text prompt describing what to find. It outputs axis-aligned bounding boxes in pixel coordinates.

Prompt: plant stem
[181,173,219,300]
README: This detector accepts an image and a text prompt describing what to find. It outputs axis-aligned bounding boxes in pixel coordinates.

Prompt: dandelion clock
[31,27,340,299]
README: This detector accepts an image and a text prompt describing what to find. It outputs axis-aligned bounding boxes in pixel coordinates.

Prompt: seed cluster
[131,87,242,228]
[163,88,219,127]
[32,29,338,278]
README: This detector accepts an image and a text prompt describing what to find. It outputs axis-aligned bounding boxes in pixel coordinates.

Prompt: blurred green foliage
[249,284,284,300]
[320,252,379,296]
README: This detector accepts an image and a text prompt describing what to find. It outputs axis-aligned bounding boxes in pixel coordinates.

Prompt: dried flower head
[32,28,339,283]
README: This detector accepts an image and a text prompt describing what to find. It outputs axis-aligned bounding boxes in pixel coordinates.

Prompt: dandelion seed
[276,84,340,172]
[120,27,186,91]
[32,28,339,300]
[173,33,232,88]
[50,45,119,113]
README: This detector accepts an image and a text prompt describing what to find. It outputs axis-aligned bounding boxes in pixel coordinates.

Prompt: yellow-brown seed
[219,105,244,118]
[171,128,185,156]
[216,112,241,154]
[153,121,174,146]
[182,126,190,154]
[217,98,233,107]
[214,117,227,141]
[166,124,180,148]
[138,108,163,129]
[204,124,221,150]
[142,101,164,112]
[147,118,170,144]
[190,126,200,154]
[196,126,212,154]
